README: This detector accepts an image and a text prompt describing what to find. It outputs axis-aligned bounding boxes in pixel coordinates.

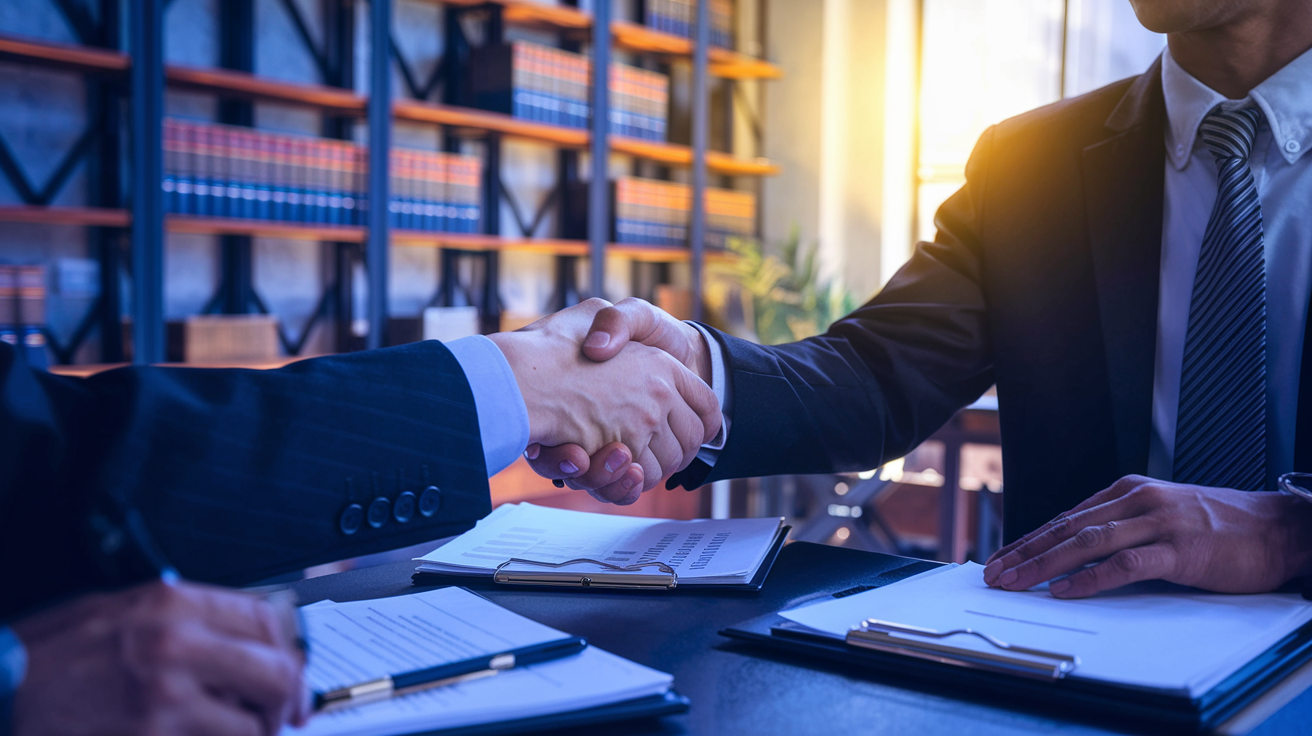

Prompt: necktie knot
[1199,106,1261,162]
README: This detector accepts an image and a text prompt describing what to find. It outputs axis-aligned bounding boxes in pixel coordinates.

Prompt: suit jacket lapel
[1083,57,1167,477]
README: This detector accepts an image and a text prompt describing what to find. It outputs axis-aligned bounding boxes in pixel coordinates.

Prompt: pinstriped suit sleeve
[0,340,491,620]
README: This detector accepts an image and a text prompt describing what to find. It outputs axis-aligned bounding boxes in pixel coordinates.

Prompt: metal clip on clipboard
[845,619,1079,680]
[493,558,679,590]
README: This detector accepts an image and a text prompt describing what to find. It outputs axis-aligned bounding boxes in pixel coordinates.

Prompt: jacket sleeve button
[419,486,442,517]
[339,503,364,535]
[367,497,391,529]
[394,491,417,523]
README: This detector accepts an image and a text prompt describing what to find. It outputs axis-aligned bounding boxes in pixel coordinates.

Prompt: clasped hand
[492,299,719,503]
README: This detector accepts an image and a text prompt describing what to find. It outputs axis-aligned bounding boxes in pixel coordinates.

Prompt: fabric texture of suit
[0,340,490,620]
[671,56,1312,543]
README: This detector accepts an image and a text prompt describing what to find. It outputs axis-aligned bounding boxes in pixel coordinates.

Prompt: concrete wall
[761,0,903,303]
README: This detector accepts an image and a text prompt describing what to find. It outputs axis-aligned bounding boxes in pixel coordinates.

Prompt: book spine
[15,265,48,368]
[0,265,16,351]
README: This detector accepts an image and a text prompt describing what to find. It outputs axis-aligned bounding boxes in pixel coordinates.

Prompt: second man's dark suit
[673,57,1312,542]
[1,341,491,620]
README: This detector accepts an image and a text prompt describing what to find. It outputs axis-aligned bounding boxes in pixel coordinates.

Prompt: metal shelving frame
[0,0,772,366]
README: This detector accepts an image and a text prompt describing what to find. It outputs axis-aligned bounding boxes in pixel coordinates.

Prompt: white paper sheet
[780,562,1312,696]
[286,587,672,736]
[415,503,783,585]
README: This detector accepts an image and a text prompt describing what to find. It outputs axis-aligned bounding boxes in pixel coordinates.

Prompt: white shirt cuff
[686,322,731,466]
[444,335,531,477]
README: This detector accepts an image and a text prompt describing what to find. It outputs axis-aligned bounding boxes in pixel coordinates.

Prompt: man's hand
[982,475,1312,598]
[12,580,308,736]
[490,299,720,495]
[522,298,714,503]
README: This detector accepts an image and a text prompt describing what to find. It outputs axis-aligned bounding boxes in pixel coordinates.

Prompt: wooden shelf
[394,101,589,146]
[166,216,367,242]
[0,205,129,227]
[397,101,777,176]
[436,2,782,80]
[0,33,127,73]
[166,66,366,112]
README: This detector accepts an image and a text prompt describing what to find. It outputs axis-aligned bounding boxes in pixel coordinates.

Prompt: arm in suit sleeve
[673,129,999,490]
[0,340,492,619]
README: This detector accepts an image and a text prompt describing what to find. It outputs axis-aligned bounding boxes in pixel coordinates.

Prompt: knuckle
[134,621,189,666]
[1111,549,1141,574]
[1072,525,1105,549]
[581,297,610,311]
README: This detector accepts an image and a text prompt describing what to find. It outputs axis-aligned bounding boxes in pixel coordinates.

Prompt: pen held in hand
[313,636,588,713]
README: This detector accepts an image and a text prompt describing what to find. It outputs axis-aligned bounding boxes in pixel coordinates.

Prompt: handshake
[489,298,717,504]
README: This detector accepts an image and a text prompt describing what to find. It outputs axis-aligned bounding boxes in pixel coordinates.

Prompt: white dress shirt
[1148,47,1312,488]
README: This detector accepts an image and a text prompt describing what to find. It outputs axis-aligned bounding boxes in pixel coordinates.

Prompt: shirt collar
[1161,45,1312,170]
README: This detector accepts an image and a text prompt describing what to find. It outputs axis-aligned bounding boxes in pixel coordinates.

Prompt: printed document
[415,503,783,585]
[780,562,1312,696]
[286,587,672,736]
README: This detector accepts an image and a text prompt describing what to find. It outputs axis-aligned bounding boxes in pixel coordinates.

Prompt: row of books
[614,177,756,248]
[162,119,483,233]
[563,177,756,248]
[468,42,669,142]
[645,0,734,49]
[0,265,49,368]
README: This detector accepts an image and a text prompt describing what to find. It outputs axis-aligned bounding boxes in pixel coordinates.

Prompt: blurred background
[0,0,1163,577]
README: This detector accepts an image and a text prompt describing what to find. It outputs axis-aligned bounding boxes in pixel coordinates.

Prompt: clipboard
[418,690,690,736]
[719,566,1312,732]
[412,525,790,593]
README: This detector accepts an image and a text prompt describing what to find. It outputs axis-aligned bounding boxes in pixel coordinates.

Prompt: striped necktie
[1173,105,1266,491]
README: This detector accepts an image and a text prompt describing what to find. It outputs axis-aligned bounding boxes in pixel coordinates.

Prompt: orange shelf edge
[0,33,128,72]
[0,206,130,227]
[165,216,367,242]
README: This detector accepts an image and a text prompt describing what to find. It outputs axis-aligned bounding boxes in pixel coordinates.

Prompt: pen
[313,635,588,712]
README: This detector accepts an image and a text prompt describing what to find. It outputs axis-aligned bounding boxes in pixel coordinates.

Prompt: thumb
[582,298,688,363]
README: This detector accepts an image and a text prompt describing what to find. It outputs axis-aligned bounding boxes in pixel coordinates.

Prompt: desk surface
[289,542,1312,736]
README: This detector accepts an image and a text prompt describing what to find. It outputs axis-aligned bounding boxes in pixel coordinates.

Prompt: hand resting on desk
[982,475,1312,598]
[11,580,308,736]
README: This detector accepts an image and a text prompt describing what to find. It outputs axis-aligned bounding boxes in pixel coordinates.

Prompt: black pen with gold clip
[313,636,588,712]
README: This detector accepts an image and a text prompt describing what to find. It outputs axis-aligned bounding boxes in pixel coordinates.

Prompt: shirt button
[1287,140,1302,153]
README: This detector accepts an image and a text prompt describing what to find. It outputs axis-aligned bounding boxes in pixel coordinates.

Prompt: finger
[1048,543,1177,598]
[982,495,1141,586]
[525,444,591,480]
[667,401,710,474]
[571,442,637,490]
[992,517,1158,591]
[635,445,668,497]
[190,630,303,734]
[985,477,1150,566]
[572,461,642,501]
[148,585,286,653]
[178,690,263,736]
[671,360,722,447]
[579,463,645,504]
[583,298,684,362]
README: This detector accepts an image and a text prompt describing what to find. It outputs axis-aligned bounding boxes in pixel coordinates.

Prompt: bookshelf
[0,0,779,368]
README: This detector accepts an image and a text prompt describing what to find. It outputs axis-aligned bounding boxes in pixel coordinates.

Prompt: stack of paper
[289,587,673,736]
[415,503,784,586]
[780,562,1312,697]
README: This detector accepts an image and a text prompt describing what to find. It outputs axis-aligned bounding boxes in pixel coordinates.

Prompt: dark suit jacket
[0,340,491,619]
[673,57,1312,544]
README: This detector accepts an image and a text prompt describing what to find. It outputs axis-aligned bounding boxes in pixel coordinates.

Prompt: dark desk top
[289,542,1312,736]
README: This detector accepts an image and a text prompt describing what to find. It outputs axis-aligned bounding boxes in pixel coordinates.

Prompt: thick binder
[413,524,790,593]
[720,571,1312,732]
